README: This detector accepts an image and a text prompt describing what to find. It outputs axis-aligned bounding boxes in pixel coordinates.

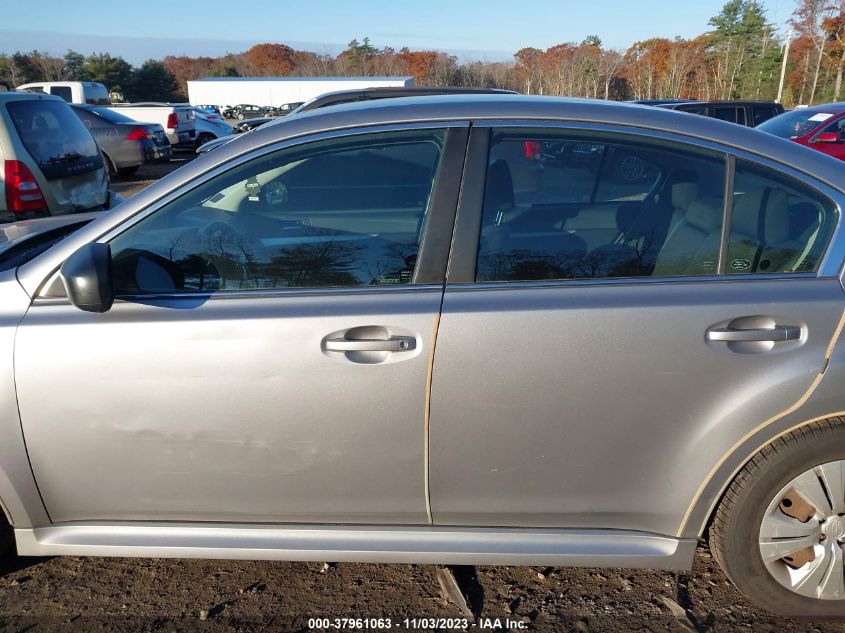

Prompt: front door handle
[325,337,416,352]
[707,325,801,342]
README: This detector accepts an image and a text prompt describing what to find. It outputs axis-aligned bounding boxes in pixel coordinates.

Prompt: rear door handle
[706,325,801,342]
[325,337,416,352]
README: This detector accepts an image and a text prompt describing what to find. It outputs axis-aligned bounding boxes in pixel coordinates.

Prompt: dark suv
[655,100,784,127]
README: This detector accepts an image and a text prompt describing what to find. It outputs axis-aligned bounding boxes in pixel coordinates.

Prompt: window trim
[446,120,845,286]
[716,154,736,275]
[32,121,470,302]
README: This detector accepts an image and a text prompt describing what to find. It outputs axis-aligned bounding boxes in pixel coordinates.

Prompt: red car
[756,103,845,160]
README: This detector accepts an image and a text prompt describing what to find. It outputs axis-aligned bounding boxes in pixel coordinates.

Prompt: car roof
[795,102,845,113]
[658,100,781,107]
[299,86,516,111]
[0,92,66,103]
[190,95,843,190]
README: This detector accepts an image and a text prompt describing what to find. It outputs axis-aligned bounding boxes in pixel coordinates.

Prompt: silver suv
[2,95,845,617]
[0,92,113,222]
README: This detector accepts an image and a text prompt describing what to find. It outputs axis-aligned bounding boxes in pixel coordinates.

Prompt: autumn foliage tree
[6,6,845,107]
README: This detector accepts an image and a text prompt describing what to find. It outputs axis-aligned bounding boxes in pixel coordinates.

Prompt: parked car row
[199,87,519,155]
[637,97,845,163]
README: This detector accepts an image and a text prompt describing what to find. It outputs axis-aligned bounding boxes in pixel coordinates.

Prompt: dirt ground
[2,543,844,632]
[2,154,844,632]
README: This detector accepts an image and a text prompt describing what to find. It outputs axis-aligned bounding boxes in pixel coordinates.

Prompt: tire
[116,166,139,178]
[102,152,116,177]
[711,418,845,617]
[196,133,215,148]
[237,113,245,120]
[0,514,13,559]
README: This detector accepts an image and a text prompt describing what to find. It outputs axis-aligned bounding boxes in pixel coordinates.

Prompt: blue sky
[2,0,797,64]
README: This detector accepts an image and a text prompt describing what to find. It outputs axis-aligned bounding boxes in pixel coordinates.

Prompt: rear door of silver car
[430,122,845,538]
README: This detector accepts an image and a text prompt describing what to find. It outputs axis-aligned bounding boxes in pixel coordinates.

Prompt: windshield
[756,109,839,138]
[6,99,103,179]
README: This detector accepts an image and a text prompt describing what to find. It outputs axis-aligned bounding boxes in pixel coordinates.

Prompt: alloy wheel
[759,460,845,600]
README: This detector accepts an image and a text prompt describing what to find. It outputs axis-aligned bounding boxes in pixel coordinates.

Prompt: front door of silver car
[14,125,468,524]
[430,124,845,538]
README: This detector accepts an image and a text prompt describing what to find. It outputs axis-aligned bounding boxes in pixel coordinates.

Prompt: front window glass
[109,129,445,294]
[476,129,726,282]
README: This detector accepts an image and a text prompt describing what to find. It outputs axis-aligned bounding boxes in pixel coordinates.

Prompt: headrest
[671,182,699,212]
[485,160,514,212]
[732,187,790,243]
[684,197,723,233]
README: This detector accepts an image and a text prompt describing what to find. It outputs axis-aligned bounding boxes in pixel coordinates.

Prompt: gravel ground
[3,154,844,632]
[1,544,843,632]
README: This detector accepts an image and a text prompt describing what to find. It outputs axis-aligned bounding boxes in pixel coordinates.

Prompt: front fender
[0,271,50,527]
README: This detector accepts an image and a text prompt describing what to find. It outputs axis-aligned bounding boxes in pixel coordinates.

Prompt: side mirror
[60,243,114,313]
[815,132,842,144]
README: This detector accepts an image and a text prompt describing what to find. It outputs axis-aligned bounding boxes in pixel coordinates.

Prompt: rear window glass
[84,84,111,105]
[5,99,103,180]
[86,106,136,124]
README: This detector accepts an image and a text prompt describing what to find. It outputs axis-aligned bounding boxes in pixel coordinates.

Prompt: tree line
[2,0,844,106]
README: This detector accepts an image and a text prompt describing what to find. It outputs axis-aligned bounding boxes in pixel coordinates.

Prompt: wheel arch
[684,409,845,539]
[681,307,845,539]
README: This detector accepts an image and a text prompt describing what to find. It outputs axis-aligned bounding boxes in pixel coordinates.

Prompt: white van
[16,82,111,105]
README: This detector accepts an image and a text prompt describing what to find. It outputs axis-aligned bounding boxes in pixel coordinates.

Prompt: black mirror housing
[60,243,115,313]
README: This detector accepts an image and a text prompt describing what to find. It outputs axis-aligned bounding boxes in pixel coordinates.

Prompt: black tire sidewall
[719,432,845,617]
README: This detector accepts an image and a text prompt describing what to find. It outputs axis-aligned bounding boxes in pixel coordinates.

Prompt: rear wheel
[711,418,845,616]
[196,133,215,148]
[0,513,13,559]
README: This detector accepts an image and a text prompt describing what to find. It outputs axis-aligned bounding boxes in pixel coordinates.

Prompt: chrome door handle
[706,325,801,342]
[325,337,416,352]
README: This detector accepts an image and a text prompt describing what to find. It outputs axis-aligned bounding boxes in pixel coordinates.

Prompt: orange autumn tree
[244,43,296,76]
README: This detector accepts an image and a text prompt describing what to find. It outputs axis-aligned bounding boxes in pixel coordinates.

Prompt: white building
[187,76,416,108]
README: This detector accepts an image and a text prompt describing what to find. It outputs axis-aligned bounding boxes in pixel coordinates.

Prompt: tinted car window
[676,105,709,116]
[5,99,103,180]
[819,116,845,136]
[83,84,110,105]
[49,86,72,102]
[85,106,136,124]
[752,106,779,126]
[109,129,445,293]
[715,106,746,125]
[726,160,837,274]
[476,130,726,282]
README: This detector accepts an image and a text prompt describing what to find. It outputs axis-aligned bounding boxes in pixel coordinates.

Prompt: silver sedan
[2,95,845,617]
